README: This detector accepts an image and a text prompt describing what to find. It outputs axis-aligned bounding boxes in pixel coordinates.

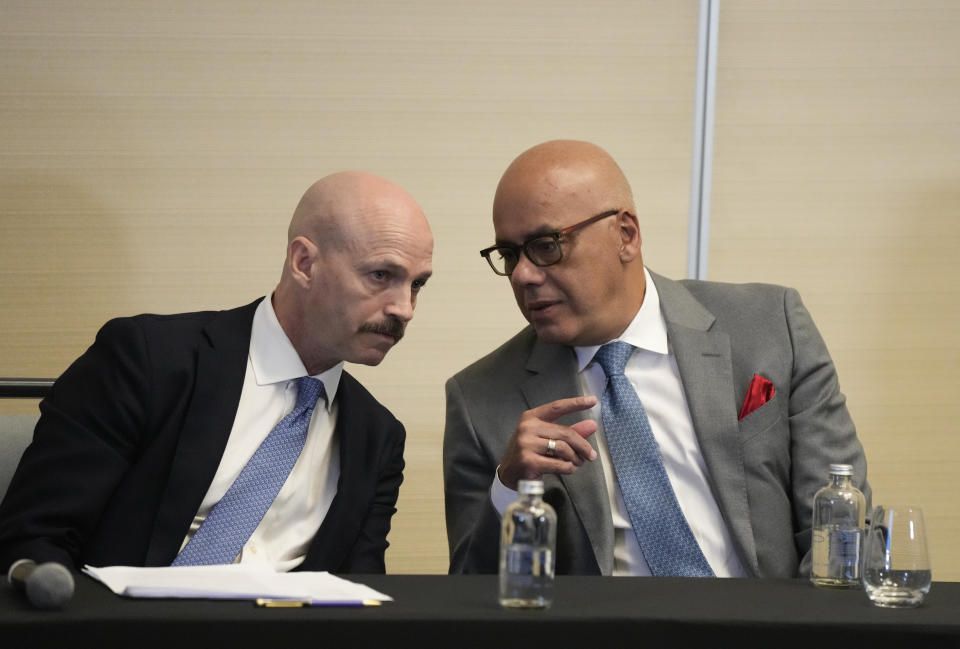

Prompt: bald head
[288,170,428,252]
[489,140,645,347]
[274,170,434,374]
[493,140,635,222]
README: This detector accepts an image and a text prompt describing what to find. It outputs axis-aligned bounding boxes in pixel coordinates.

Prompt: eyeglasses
[479,209,622,276]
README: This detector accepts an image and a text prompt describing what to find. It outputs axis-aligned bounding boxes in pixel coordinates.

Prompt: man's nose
[510,252,546,287]
[384,288,415,322]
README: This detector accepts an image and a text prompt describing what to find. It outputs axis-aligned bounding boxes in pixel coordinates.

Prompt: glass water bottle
[499,479,557,608]
[810,463,866,588]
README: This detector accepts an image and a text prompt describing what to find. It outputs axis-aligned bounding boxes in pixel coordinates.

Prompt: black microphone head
[26,562,75,610]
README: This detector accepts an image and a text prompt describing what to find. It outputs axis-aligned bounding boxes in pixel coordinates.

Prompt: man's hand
[497,396,599,490]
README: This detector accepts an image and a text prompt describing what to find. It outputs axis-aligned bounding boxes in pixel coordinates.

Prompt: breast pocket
[740,395,790,492]
[739,394,783,444]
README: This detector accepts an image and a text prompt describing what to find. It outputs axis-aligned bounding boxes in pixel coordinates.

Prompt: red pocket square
[738,374,775,421]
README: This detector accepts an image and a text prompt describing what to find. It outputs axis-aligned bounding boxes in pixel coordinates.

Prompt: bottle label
[812,528,861,579]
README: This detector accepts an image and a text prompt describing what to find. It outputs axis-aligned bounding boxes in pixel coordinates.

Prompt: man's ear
[618,211,642,262]
[287,236,318,288]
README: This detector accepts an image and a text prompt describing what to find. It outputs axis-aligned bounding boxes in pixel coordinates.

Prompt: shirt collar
[250,295,342,409]
[574,267,669,371]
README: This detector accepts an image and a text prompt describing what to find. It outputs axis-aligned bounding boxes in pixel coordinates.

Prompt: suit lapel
[654,273,760,575]
[521,339,615,575]
[301,373,367,570]
[144,300,259,566]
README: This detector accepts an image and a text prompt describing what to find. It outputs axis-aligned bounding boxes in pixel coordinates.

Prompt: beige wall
[0,1,697,573]
[711,1,960,579]
[1,1,957,579]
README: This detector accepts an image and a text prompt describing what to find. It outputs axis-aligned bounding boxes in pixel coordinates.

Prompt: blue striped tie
[594,341,714,577]
[172,376,325,566]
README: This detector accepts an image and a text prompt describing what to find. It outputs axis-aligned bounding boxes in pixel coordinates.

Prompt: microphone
[7,559,75,610]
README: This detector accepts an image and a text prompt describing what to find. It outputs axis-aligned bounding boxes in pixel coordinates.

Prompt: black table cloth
[2,574,958,648]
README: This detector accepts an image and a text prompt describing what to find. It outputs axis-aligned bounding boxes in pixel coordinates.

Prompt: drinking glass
[862,505,932,607]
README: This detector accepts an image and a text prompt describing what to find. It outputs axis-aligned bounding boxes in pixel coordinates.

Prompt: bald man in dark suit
[0,171,433,573]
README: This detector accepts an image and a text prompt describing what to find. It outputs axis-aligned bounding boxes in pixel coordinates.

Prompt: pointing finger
[529,396,598,423]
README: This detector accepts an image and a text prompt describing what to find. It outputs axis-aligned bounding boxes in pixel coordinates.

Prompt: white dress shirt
[178,296,342,571]
[493,268,746,577]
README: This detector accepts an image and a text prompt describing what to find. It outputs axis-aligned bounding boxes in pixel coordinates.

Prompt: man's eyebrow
[367,258,433,281]
[369,257,412,269]
[495,226,556,246]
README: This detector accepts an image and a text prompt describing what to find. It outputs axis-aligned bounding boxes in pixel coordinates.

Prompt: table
[2,574,959,647]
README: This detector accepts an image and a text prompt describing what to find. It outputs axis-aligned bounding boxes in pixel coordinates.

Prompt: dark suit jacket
[0,298,405,574]
[443,273,869,577]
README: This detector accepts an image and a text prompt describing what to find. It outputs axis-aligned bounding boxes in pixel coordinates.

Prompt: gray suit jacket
[443,272,869,577]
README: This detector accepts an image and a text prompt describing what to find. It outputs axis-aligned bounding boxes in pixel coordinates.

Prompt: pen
[255,598,382,608]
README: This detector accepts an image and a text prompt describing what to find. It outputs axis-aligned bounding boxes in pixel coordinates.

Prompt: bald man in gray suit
[443,140,868,577]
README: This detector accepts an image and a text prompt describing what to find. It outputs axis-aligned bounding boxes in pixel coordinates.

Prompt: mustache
[358,318,406,342]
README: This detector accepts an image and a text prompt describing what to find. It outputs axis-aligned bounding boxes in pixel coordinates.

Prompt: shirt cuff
[489,465,519,516]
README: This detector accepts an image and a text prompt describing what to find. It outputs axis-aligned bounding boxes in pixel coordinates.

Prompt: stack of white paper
[83,564,391,604]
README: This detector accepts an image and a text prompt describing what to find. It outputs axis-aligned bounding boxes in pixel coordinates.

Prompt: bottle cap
[829,463,853,476]
[517,480,545,495]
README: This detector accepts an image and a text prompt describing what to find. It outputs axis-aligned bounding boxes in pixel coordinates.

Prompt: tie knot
[296,376,325,412]
[594,341,634,377]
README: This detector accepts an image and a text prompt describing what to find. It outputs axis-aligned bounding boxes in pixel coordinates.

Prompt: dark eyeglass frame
[479,209,622,276]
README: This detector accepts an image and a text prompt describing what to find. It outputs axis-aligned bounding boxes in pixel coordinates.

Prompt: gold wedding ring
[546,439,557,457]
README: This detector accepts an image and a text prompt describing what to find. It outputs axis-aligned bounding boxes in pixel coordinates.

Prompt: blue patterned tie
[594,341,714,577]
[172,376,325,566]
